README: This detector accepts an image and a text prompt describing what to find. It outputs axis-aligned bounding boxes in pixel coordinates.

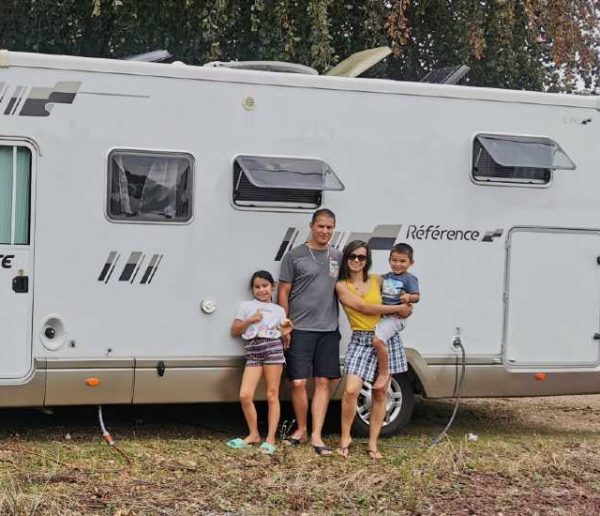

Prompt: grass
[2,396,600,514]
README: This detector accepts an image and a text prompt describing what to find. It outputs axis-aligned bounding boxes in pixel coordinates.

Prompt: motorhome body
[1,50,600,433]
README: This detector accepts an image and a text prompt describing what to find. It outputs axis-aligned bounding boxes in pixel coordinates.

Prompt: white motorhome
[1,49,600,434]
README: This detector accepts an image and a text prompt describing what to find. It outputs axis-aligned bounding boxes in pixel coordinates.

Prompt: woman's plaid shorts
[344,330,407,383]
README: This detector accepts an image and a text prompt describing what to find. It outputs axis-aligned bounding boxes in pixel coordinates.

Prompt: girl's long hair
[338,240,372,282]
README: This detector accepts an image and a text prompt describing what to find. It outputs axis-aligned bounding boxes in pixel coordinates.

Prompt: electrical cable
[428,335,466,446]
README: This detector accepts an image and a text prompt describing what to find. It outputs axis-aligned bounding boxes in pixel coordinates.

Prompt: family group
[227,209,419,458]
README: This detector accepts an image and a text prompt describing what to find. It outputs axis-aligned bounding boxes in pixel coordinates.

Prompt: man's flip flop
[313,445,333,456]
[282,436,306,446]
[259,442,277,455]
[226,438,252,449]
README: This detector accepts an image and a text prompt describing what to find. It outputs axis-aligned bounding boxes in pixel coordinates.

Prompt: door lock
[593,332,600,340]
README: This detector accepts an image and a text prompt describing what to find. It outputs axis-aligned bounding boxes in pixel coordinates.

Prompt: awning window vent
[233,155,344,210]
[473,134,575,185]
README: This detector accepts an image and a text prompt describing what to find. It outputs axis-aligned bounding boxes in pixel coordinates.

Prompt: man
[278,208,341,455]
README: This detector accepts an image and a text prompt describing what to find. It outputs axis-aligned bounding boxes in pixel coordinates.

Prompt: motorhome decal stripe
[131,254,146,283]
[140,254,159,284]
[11,86,28,116]
[3,86,21,115]
[274,227,295,261]
[119,251,143,281]
[0,82,7,104]
[147,254,163,284]
[105,253,121,284]
[288,228,300,249]
[98,251,118,282]
[331,231,344,249]
[11,86,26,115]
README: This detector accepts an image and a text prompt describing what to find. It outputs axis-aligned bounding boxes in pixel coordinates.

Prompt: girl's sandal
[367,449,383,460]
[259,442,277,455]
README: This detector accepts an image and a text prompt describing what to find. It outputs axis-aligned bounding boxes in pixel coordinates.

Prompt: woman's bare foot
[367,448,383,460]
[372,372,390,391]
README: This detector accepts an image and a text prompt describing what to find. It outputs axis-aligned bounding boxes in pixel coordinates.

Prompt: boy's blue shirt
[381,271,419,305]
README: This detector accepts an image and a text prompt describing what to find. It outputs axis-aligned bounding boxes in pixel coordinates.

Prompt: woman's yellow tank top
[342,275,382,331]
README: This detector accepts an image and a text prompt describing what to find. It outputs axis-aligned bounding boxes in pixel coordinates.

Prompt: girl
[228,270,292,455]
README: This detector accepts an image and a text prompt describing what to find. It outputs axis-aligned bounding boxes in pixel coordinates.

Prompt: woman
[335,240,412,459]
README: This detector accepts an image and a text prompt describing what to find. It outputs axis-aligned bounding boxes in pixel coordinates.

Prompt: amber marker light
[85,377,101,387]
[534,373,547,381]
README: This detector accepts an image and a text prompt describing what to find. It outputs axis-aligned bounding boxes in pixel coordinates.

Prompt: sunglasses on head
[348,253,367,262]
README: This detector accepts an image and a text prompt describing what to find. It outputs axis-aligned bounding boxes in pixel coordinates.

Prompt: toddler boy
[372,243,420,390]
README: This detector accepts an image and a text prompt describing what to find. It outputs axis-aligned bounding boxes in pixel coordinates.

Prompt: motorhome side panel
[1,57,600,407]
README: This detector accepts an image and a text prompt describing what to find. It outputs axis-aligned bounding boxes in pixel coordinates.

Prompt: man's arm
[277,281,292,316]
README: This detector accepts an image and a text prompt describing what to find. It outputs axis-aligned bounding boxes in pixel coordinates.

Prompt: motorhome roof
[1,50,598,111]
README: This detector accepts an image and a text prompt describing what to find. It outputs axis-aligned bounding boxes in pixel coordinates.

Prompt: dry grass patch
[1,396,600,514]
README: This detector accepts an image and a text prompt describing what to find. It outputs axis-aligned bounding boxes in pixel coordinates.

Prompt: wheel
[351,372,415,437]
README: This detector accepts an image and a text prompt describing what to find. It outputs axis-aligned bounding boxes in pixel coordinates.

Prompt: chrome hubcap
[356,377,403,427]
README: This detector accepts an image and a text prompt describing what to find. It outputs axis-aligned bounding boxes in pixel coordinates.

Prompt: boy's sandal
[312,445,333,456]
[367,449,383,460]
[259,442,277,455]
[226,438,252,449]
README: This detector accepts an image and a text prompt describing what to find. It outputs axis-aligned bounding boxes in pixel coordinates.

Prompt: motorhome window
[0,146,31,245]
[472,134,575,185]
[233,155,344,209]
[107,151,192,222]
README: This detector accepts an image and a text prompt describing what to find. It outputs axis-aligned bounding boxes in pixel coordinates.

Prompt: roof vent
[203,61,318,75]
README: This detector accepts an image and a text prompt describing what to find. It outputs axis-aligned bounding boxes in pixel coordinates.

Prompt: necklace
[349,277,368,297]
[306,243,330,264]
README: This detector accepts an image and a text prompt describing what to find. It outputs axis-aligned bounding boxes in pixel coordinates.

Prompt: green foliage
[0,0,597,92]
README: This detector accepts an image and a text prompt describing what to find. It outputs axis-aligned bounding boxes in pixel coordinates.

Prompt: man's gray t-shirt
[279,244,342,331]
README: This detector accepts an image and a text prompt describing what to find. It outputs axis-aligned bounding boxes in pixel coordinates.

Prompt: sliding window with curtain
[0,146,32,245]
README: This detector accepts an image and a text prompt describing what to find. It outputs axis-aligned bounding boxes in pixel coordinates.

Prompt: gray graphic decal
[275,225,403,261]
[348,225,402,250]
[4,85,25,115]
[119,251,144,282]
[98,251,162,285]
[98,251,119,282]
[481,229,504,242]
[12,81,81,117]
[140,254,163,285]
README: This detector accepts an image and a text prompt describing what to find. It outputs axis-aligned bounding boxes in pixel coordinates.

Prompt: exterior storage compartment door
[0,143,34,381]
[504,228,600,369]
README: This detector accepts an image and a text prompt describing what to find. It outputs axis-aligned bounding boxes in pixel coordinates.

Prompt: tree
[0,0,597,92]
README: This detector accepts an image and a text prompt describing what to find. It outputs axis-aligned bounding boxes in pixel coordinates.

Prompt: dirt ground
[2,395,600,515]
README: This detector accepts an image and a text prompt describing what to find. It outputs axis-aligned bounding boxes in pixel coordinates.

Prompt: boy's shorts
[244,337,285,367]
[374,315,406,343]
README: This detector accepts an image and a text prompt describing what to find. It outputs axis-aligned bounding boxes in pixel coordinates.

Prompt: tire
[351,372,415,438]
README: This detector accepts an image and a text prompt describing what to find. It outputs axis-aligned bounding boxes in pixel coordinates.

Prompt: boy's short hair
[390,243,414,261]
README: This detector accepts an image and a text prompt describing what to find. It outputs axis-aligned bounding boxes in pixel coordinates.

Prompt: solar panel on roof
[420,65,470,85]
